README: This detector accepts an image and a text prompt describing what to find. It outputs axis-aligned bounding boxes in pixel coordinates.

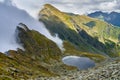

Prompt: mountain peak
[17,23,29,31]
[44,4,53,8]
[40,4,77,31]
[42,4,60,12]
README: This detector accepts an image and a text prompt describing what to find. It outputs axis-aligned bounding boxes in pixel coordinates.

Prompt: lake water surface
[62,56,95,70]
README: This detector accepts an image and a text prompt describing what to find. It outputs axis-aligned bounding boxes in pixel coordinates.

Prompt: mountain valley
[0,3,120,80]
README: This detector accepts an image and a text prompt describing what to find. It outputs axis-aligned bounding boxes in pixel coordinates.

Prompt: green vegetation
[83,21,96,28]
[39,4,120,56]
[0,26,62,79]
[0,24,107,79]
[40,4,76,31]
[40,14,107,55]
[63,41,106,62]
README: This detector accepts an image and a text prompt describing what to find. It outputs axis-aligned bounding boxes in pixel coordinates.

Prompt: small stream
[62,56,95,70]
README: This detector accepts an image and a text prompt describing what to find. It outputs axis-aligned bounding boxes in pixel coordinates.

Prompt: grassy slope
[72,15,120,43]
[63,41,106,62]
[0,25,62,79]
[0,26,61,79]
[39,4,120,56]
[40,4,76,31]
[0,23,106,79]
[72,15,120,56]
[40,4,120,43]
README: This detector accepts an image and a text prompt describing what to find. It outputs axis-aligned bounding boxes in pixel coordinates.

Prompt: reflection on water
[62,56,95,70]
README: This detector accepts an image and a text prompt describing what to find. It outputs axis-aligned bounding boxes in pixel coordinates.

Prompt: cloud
[0,0,64,53]
[8,0,119,18]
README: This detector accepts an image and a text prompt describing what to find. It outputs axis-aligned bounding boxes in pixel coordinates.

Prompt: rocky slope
[35,59,120,80]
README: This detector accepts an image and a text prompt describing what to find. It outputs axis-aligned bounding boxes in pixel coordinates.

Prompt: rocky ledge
[35,59,120,80]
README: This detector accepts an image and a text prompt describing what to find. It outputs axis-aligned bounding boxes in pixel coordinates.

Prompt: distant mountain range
[88,11,120,27]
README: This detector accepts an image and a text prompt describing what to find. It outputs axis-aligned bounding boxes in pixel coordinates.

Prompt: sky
[0,0,119,18]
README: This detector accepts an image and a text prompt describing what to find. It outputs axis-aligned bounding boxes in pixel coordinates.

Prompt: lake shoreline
[35,59,120,80]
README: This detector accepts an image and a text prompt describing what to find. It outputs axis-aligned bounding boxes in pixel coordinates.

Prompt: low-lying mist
[0,0,64,53]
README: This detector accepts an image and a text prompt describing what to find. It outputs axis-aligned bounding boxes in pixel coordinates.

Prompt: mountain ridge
[39,4,120,56]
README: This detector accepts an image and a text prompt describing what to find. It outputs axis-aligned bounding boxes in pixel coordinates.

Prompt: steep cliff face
[39,4,120,56]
